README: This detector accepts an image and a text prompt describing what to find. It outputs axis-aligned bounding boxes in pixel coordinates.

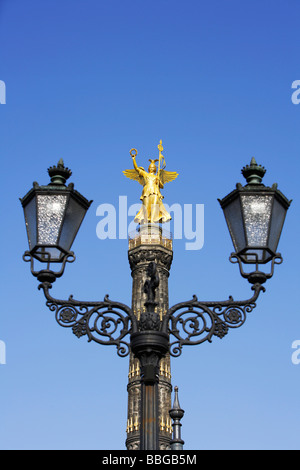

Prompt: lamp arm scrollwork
[38,282,137,358]
[163,283,266,357]
[37,260,266,361]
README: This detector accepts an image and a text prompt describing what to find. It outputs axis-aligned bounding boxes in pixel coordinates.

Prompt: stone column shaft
[126,226,173,450]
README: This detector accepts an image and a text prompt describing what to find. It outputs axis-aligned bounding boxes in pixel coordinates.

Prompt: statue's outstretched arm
[132,154,146,178]
[132,155,140,172]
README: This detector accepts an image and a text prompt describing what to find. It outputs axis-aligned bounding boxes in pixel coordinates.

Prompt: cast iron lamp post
[20,156,291,450]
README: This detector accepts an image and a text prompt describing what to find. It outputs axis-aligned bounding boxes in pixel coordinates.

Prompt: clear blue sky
[0,0,299,450]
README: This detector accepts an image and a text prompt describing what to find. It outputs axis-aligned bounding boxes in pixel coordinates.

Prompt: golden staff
[157,139,166,180]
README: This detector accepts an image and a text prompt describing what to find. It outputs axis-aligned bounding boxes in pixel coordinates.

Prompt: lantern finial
[48,159,72,186]
[241,158,266,185]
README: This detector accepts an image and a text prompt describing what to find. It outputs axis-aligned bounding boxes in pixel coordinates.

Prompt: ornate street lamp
[20,159,92,282]
[20,151,291,450]
[219,157,291,284]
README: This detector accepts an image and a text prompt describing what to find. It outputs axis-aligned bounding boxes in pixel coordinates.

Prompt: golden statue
[123,140,178,224]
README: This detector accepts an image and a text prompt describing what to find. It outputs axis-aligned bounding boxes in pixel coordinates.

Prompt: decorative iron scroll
[162,283,265,357]
[37,264,265,360]
[39,282,136,357]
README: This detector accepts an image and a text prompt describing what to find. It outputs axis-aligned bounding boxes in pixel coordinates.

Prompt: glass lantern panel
[223,196,246,253]
[268,197,287,253]
[36,194,68,245]
[240,194,273,262]
[241,194,272,246]
[23,195,37,250]
[58,196,87,252]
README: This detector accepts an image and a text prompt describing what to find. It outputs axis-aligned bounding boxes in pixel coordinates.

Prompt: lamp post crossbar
[38,270,265,358]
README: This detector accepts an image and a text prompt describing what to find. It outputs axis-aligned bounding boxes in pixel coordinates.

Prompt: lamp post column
[131,329,169,450]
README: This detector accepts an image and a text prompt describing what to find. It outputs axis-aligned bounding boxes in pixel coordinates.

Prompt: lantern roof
[20,159,92,210]
[219,157,292,210]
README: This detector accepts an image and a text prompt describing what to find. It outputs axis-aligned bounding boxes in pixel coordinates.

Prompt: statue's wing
[160,169,178,185]
[123,168,144,185]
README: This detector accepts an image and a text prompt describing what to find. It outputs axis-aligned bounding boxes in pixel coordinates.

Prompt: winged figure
[123,141,178,224]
